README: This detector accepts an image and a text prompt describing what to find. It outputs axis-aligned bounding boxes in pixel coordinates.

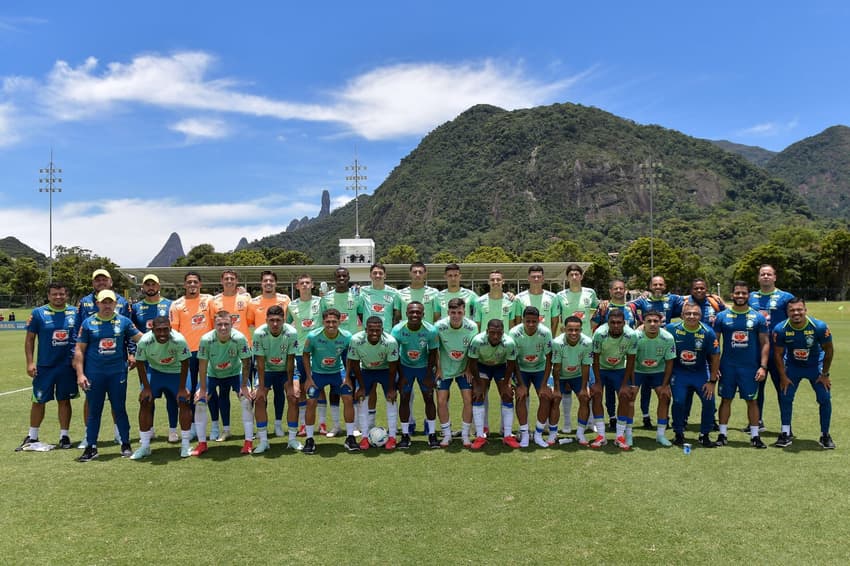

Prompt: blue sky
[1,1,847,266]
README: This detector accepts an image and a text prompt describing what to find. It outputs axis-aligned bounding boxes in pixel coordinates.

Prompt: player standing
[632,311,676,446]
[434,298,478,447]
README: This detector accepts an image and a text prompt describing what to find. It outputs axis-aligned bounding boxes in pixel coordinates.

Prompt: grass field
[2,303,849,564]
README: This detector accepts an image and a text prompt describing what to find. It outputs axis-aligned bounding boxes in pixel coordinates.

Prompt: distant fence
[0,322,27,331]
[0,295,34,309]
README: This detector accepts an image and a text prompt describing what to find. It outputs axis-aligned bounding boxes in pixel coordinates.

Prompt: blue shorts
[32,364,78,403]
[559,376,583,396]
[719,364,758,400]
[308,371,352,399]
[598,368,625,392]
[477,363,506,382]
[203,375,240,395]
[361,368,392,397]
[399,365,432,394]
[437,375,471,391]
[634,372,665,389]
[261,370,289,390]
[149,368,189,403]
[517,370,547,391]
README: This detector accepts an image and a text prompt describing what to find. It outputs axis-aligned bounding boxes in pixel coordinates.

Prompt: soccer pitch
[2,303,848,564]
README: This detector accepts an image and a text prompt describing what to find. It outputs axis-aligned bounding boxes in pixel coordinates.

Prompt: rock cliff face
[287,189,331,231]
[148,232,186,267]
[234,237,250,251]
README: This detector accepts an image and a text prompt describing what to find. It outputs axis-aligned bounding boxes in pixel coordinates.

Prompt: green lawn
[2,303,848,564]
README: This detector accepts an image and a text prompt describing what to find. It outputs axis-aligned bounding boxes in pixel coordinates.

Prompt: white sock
[318,403,327,427]
[241,396,254,440]
[359,399,370,435]
[402,421,410,435]
[258,426,268,443]
[473,404,486,438]
[274,419,283,431]
[298,404,306,427]
[501,404,514,436]
[29,427,39,440]
[140,429,152,448]
[782,425,791,434]
[657,423,667,436]
[386,400,398,439]
[305,424,314,439]
[368,410,377,430]
[751,426,760,438]
[461,421,471,444]
[169,427,177,436]
[616,421,626,437]
[441,421,451,439]
[719,424,728,435]
[345,421,355,436]
[114,423,120,440]
[426,419,436,436]
[408,390,416,425]
[331,404,340,428]
[483,391,490,429]
[181,429,191,449]
[561,395,573,430]
[60,428,69,439]
[194,403,208,442]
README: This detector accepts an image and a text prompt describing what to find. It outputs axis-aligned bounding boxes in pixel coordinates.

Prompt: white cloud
[30,51,581,140]
[170,117,229,140]
[736,118,799,137]
[0,103,20,147]
[4,195,325,267]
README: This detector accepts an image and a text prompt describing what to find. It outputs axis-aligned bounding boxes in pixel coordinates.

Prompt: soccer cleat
[191,442,209,456]
[318,423,328,435]
[326,426,341,438]
[773,433,792,448]
[215,431,230,442]
[533,434,549,448]
[625,429,634,447]
[180,445,192,458]
[642,416,653,430]
[344,435,360,452]
[577,436,590,446]
[452,429,463,438]
[672,433,686,446]
[751,436,767,449]
[353,429,362,437]
[656,435,672,447]
[287,439,304,451]
[58,436,72,450]
[240,440,253,454]
[698,434,715,448]
[819,434,836,450]
[715,434,728,447]
[274,424,285,437]
[121,443,133,457]
[78,446,99,462]
[359,437,371,450]
[502,436,521,449]
[519,435,530,448]
[471,436,487,450]
[302,437,316,455]
[296,425,306,437]
[168,431,179,443]
[608,417,617,431]
[253,440,270,454]
[210,424,220,440]
[385,437,397,451]
[590,435,607,449]
[398,434,412,449]
[428,434,440,449]
[15,435,36,452]
[439,436,452,448]
[614,436,630,450]
[483,426,490,436]
[712,420,720,432]
[130,445,151,460]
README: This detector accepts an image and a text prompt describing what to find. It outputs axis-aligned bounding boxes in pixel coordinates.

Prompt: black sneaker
[819,434,836,450]
[120,443,132,457]
[712,420,720,432]
[715,434,728,447]
[398,434,411,449]
[751,436,767,449]
[698,434,715,448]
[428,433,440,449]
[343,435,359,452]
[608,417,617,431]
[672,433,685,446]
[78,445,99,462]
[58,436,72,449]
[642,416,653,430]
[773,432,792,448]
[15,435,36,452]
[302,437,316,455]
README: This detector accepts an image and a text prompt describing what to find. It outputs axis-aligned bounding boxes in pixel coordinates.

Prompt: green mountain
[765,125,850,219]
[251,103,810,267]
[710,140,776,167]
[0,236,48,265]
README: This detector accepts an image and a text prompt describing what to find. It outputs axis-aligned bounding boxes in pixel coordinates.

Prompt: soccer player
[748,264,795,431]
[685,278,726,326]
[74,290,142,462]
[434,298,478,447]
[297,309,358,454]
[287,273,326,435]
[252,305,299,453]
[468,319,522,449]
[590,309,638,448]
[556,263,599,433]
[190,310,252,456]
[399,262,441,323]
[509,306,556,448]
[348,317,401,450]
[169,271,213,440]
[667,301,721,448]
[712,282,769,449]
[772,297,834,449]
[130,274,178,442]
[391,302,439,448]
[438,263,477,318]
[633,311,676,446]
[552,316,593,445]
[19,282,78,451]
[513,265,560,334]
[131,317,192,459]
[251,270,292,436]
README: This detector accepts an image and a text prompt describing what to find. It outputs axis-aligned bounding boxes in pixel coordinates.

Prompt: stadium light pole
[38,149,63,282]
[345,157,367,238]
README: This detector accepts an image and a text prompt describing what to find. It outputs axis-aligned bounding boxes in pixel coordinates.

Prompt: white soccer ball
[367,426,388,447]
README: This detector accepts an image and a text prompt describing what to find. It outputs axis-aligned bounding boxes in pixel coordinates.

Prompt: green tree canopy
[463,246,518,263]
[380,244,419,264]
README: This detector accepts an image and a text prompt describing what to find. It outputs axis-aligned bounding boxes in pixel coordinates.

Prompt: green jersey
[438,288,478,318]
[634,328,677,374]
[514,290,560,331]
[359,285,402,329]
[348,331,399,370]
[592,324,639,370]
[322,290,361,334]
[135,329,191,374]
[286,296,323,354]
[399,285,441,322]
[467,332,517,366]
[508,323,553,372]
[252,323,299,372]
[198,329,252,378]
[391,320,438,368]
[557,287,599,335]
[474,295,515,329]
[552,333,593,379]
[434,316,478,378]
[303,327,352,375]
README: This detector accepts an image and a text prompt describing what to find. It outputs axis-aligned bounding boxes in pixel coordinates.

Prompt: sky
[1,1,847,267]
